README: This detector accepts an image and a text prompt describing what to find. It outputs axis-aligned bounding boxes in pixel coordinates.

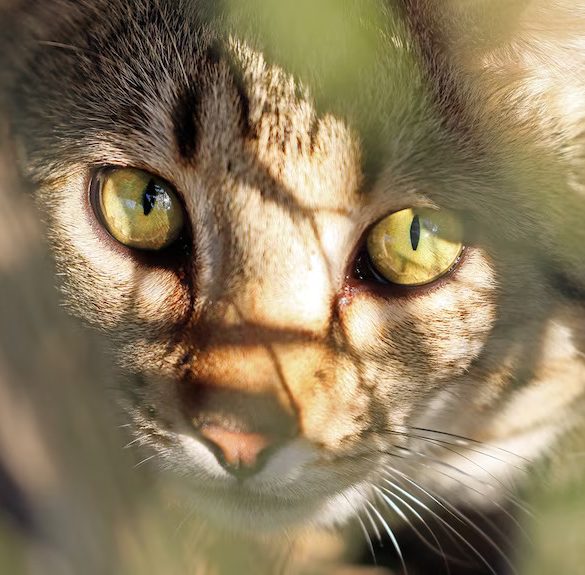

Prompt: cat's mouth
[129,371,381,531]
[153,430,374,531]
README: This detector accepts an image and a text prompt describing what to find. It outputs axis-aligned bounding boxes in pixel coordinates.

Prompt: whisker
[413,457,532,542]
[133,453,157,469]
[373,484,452,574]
[386,485,494,573]
[342,491,378,565]
[380,471,499,575]
[364,500,408,575]
[406,426,531,465]
[356,512,378,566]
[383,444,533,520]
[383,467,518,575]
[362,501,383,545]
[123,435,148,449]
[174,503,199,536]
[397,456,529,553]
[363,455,469,560]
[408,435,528,490]
[388,428,528,473]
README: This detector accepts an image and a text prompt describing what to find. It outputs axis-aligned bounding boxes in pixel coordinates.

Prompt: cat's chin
[143,428,375,531]
[148,432,372,532]
[174,481,369,533]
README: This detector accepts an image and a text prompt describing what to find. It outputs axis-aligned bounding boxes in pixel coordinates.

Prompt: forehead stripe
[172,82,201,161]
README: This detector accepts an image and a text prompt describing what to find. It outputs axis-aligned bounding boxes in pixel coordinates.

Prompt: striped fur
[2,1,585,572]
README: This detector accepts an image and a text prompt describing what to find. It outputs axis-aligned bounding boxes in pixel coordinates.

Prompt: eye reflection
[365,208,464,286]
[93,167,185,251]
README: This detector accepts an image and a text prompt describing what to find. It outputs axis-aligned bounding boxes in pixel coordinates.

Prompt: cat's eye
[93,168,184,251]
[366,208,463,286]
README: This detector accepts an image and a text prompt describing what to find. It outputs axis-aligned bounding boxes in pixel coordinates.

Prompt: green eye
[366,208,463,286]
[94,168,184,251]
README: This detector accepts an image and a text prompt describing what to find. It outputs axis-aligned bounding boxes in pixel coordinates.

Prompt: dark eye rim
[88,165,193,271]
[345,208,468,298]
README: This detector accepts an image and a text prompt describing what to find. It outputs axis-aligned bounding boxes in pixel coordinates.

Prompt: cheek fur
[41,174,191,333]
[338,248,497,382]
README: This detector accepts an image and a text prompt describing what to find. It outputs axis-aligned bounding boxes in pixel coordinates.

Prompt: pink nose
[200,425,274,476]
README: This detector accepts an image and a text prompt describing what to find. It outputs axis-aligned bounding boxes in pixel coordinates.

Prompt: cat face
[7,0,585,532]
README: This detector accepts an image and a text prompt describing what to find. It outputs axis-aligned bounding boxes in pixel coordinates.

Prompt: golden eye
[366,208,463,286]
[95,168,184,251]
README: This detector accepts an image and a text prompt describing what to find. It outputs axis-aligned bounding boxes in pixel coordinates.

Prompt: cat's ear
[416,0,585,289]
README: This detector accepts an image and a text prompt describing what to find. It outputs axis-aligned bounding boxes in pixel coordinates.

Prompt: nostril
[199,424,276,477]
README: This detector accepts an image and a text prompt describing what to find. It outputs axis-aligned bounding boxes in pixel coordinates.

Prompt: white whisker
[343,491,378,565]
[374,484,453,572]
[383,467,517,575]
[406,426,530,465]
[174,503,199,537]
[381,471,498,575]
[364,500,408,575]
[133,453,157,469]
[123,435,147,449]
[362,501,383,545]
[386,443,533,521]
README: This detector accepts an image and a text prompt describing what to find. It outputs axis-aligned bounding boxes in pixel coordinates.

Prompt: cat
[1,0,585,573]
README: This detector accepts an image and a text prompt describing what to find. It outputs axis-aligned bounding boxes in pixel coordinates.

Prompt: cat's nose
[180,382,298,478]
[199,424,276,477]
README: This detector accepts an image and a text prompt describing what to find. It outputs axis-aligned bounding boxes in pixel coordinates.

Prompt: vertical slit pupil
[410,215,421,251]
[143,179,158,216]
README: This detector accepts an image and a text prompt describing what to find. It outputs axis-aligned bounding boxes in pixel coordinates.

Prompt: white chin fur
[175,481,370,533]
[156,433,370,532]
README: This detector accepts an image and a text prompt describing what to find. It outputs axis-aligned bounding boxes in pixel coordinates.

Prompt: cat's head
[6,0,585,532]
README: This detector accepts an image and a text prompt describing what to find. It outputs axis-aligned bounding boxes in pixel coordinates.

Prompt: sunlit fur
[2,0,585,572]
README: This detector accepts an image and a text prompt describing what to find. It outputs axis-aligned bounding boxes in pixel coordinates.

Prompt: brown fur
[2,1,585,573]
